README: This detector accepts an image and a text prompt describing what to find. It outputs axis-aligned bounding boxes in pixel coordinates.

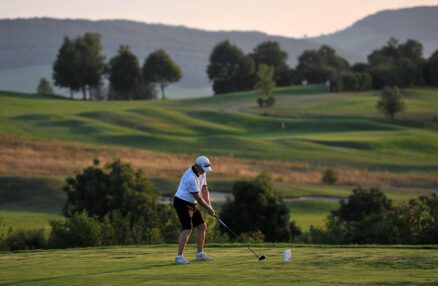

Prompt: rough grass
[0,245,437,285]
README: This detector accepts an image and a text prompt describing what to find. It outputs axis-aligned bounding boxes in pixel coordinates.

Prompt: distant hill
[0,5,437,94]
[312,5,438,60]
[0,18,326,93]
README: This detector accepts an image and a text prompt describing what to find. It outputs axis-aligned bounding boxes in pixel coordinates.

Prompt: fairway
[1,245,437,285]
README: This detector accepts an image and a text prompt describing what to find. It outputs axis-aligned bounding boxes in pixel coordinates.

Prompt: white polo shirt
[175,167,207,204]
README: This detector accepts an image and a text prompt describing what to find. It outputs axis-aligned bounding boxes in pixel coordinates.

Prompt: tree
[53,36,81,99]
[61,159,179,245]
[367,38,425,88]
[250,41,291,86]
[207,40,255,94]
[143,49,182,100]
[76,33,106,100]
[36,77,54,95]
[296,45,349,85]
[326,187,394,244]
[53,33,105,100]
[255,64,276,107]
[219,173,298,242]
[108,46,143,100]
[376,86,406,119]
[425,50,438,86]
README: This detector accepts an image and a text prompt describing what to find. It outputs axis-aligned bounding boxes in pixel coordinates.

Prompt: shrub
[219,173,298,242]
[376,86,406,119]
[322,168,339,184]
[49,212,103,248]
[4,228,47,251]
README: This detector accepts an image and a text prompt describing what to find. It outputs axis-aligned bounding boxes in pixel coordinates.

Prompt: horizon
[1,0,438,38]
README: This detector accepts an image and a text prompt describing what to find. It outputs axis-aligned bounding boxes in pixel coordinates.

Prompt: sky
[1,0,438,38]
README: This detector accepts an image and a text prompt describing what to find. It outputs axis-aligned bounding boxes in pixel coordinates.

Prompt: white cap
[195,156,212,173]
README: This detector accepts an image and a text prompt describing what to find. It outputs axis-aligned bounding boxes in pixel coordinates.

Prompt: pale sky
[1,0,438,37]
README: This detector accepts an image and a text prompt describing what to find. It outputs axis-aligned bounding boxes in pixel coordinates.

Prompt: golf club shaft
[214,215,260,258]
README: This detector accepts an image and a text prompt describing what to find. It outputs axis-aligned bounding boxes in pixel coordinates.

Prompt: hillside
[313,5,438,59]
[1,85,437,185]
[0,85,437,232]
[0,245,437,285]
[2,5,437,94]
[0,18,324,93]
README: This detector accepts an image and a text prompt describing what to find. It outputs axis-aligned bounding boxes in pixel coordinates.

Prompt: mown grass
[0,244,437,285]
[1,86,437,171]
[0,176,65,234]
[0,85,437,237]
[1,176,435,233]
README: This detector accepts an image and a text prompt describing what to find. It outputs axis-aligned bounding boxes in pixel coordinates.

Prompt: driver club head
[258,255,266,261]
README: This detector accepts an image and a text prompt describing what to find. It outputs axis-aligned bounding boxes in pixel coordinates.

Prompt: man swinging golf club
[173,155,216,264]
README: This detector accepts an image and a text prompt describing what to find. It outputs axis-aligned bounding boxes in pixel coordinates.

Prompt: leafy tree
[77,33,106,100]
[63,159,157,220]
[219,173,298,242]
[61,159,179,246]
[108,46,143,100]
[207,40,255,94]
[53,33,105,100]
[376,86,406,119]
[332,187,392,222]
[367,38,425,88]
[326,187,394,244]
[425,50,438,86]
[37,77,54,95]
[250,41,291,86]
[53,36,81,99]
[296,45,349,85]
[255,64,276,107]
[142,49,182,100]
[389,193,438,244]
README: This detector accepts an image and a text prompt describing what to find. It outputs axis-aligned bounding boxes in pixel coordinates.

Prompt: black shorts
[173,196,205,230]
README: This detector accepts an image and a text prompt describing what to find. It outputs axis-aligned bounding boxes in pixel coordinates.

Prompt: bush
[49,212,103,248]
[322,168,339,184]
[219,173,298,242]
[46,159,182,248]
[376,86,405,119]
[4,228,47,251]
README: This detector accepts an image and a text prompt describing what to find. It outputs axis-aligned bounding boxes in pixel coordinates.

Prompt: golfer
[174,155,216,264]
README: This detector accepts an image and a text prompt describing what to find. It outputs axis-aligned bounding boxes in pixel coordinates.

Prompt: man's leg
[196,223,207,253]
[178,229,192,256]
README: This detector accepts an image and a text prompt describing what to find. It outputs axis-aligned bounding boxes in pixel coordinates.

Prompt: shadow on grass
[0,262,179,285]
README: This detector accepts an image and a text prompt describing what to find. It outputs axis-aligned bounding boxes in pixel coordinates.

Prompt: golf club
[214,215,266,261]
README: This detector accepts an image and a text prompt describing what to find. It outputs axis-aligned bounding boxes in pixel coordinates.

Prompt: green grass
[1,85,437,170]
[0,85,437,239]
[0,245,437,285]
[2,176,435,233]
[0,177,65,234]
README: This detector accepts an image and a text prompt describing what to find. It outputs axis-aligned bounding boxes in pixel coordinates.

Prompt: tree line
[52,33,182,100]
[207,37,438,95]
[1,159,436,251]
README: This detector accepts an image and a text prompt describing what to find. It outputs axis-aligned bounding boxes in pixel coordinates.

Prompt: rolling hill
[312,5,438,59]
[1,5,437,94]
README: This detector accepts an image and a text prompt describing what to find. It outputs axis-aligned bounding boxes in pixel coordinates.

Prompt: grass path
[0,245,437,285]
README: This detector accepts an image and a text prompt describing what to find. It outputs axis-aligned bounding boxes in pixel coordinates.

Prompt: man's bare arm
[201,185,211,206]
[193,192,215,216]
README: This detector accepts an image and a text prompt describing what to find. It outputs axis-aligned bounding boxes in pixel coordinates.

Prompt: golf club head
[258,255,266,261]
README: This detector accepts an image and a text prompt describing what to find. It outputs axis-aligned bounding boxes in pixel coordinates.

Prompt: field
[0,85,437,232]
[1,245,438,285]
